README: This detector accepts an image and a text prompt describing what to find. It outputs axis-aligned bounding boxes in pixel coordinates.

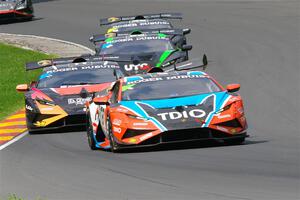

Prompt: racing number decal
[98,105,107,135]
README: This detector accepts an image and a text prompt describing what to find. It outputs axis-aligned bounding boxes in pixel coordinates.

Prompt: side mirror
[183,28,191,35]
[16,84,29,92]
[226,84,240,93]
[93,96,109,105]
[182,44,192,51]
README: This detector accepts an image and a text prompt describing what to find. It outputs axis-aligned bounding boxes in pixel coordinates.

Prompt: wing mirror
[181,44,193,51]
[16,84,29,92]
[183,28,191,35]
[93,96,110,105]
[226,84,240,93]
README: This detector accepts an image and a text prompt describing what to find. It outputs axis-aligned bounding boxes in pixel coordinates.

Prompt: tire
[224,137,245,145]
[87,116,97,150]
[107,116,119,153]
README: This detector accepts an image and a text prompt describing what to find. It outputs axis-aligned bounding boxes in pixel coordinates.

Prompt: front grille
[65,114,86,125]
[162,128,211,142]
[122,129,154,139]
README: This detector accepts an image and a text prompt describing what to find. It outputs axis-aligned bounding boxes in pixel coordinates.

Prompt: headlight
[215,104,231,114]
[36,98,56,106]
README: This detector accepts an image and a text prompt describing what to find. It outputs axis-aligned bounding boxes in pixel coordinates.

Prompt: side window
[110,82,120,104]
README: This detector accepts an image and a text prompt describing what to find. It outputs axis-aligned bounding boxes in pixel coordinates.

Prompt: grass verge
[0,43,55,120]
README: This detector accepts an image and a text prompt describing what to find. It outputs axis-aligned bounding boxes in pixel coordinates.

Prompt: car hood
[28,83,111,115]
[120,92,230,131]
[112,50,182,76]
[0,2,15,11]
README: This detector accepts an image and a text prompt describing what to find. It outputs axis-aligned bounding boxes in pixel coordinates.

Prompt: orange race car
[86,69,248,152]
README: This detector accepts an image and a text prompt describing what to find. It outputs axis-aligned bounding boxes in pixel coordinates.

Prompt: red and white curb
[0,109,27,150]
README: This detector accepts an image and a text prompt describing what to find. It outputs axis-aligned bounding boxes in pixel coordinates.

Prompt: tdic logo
[157,109,206,121]
[124,63,151,71]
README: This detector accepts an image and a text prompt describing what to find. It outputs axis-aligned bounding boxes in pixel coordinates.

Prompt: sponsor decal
[46,64,119,74]
[217,114,231,119]
[133,122,148,126]
[108,17,119,22]
[124,63,150,71]
[113,127,121,134]
[135,36,168,41]
[34,120,47,127]
[112,119,122,126]
[126,74,205,84]
[68,97,92,106]
[114,23,138,28]
[38,60,52,67]
[139,21,169,26]
[116,107,128,113]
[157,109,206,121]
[25,105,33,111]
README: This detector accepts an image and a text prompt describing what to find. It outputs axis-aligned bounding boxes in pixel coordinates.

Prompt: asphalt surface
[1,0,299,199]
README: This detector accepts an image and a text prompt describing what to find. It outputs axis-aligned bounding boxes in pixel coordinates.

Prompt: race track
[0,0,299,199]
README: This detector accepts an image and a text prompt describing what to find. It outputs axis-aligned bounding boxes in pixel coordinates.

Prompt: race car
[16,58,123,133]
[86,62,248,152]
[98,13,188,45]
[100,13,182,28]
[93,32,192,76]
[0,0,34,21]
[90,28,191,51]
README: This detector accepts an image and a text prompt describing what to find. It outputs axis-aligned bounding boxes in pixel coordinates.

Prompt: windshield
[37,68,117,88]
[122,76,222,101]
[99,37,174,55]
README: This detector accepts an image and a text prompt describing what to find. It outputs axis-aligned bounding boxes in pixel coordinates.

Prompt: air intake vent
[122,129,154,139]
[217,119,241,128]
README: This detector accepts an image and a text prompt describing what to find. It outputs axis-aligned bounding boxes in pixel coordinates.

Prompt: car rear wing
[25,55,133,71]
[174,55,208,71]
[89,28,191,44]
[100,13,182,25]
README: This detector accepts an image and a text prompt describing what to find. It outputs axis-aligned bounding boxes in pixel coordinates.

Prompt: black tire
[87,116,97,150]
[224,137,245,145]
[107,116,119,153]
[28,130,36,135]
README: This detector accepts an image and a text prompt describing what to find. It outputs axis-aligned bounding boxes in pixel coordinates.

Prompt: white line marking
[0,131,28,151]
[0,33,95,54]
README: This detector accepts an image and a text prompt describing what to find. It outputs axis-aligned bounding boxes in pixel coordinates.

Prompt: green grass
[0,43,55,120]
[3,194,44,200]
